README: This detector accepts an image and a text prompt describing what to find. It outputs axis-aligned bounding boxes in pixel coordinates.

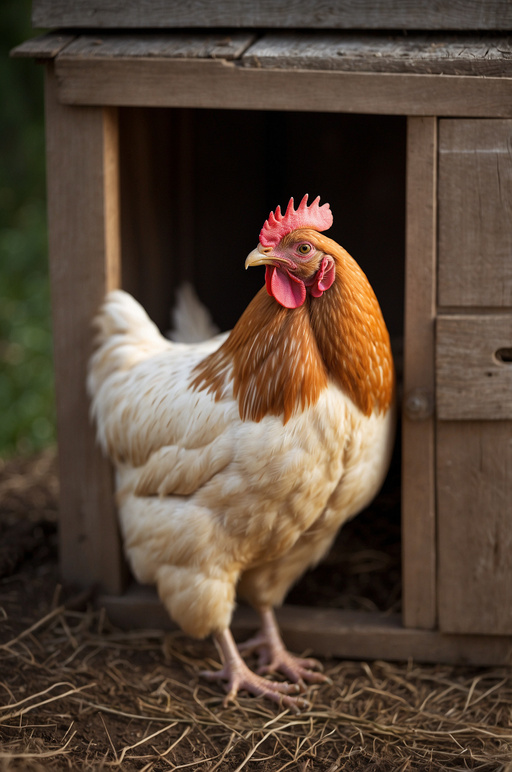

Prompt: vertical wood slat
[45,64,124,593]
[438,119,512,308]
[119,109,198,331]
[401,116,437,630]
[437,421,512,635]
[120,108,176,329]
[437,118,512,635]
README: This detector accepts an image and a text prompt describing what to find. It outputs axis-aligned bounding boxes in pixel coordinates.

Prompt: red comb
[259,195,333,247]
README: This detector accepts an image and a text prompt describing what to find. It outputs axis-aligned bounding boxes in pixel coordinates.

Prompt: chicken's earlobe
[307,255,336,298]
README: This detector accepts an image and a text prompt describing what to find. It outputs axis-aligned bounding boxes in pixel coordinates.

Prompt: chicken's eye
[297,243,312,256]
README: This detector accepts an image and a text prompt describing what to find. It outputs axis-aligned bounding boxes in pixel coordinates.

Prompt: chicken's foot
[239,607,329,687]
[202,628,307,712]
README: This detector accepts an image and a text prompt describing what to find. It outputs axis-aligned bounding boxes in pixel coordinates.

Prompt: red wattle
[265,266,306,309]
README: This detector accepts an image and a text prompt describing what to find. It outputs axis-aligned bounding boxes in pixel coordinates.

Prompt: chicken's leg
[239,607,328,686]
[201,628,307,711]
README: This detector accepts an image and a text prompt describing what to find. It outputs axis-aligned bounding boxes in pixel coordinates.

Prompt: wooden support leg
[45,63,124,593]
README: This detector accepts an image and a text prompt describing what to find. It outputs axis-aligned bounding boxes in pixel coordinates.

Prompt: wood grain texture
[10,32,75,59]
[401,117,437,631]
[437,315,512,420]
[100,586,512,666]
[244,33,512,76]
[438,119,512,307]
[23,31,512,76]
[45,64,124,594]
[60,32,256,61]
[53,56,512,117]
[437,421,512,635]
[32,0,512,31]
[119,108,182,330]
[436,118,512,637]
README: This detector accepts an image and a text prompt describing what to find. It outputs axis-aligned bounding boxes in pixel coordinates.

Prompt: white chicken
[88,195,395,710]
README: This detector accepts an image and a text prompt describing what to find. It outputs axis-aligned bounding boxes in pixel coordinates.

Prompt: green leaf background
[1,0,54,456]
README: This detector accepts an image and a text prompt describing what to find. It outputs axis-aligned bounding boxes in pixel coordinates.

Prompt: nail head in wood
[404,388,433,420]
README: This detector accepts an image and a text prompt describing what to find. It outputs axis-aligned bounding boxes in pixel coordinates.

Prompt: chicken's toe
[202,663,305,710]
[257,650,329,686]
[205,629,308,711]
[240,606,330,686]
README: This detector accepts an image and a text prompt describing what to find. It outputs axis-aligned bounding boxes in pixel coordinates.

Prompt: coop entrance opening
[118,106,406,621]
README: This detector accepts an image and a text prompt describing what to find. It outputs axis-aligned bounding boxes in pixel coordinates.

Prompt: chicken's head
[245,195,336,309]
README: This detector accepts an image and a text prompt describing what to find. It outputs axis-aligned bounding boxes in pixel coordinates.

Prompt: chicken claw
[239,607,329,686]
[203,629,308,711]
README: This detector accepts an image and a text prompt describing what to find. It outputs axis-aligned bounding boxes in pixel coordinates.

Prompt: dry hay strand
[0,451,510,769]
[1,599,512,772]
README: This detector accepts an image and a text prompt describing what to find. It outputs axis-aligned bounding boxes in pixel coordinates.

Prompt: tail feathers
[168,283,220,343]
[93,289,162,342]
[88,289,169,400]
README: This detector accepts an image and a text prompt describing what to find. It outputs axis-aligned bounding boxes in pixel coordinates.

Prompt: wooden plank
[438,119,512,307]
[437,421,512,635]
[38,32,512,76]
[437,314,512,420]
[119,108,181,330]
[45,64,124,594]
[401,118,437,631]
[437,117,512,637]
[119,107,202,330]
[100,586,512,666]
[61,32,256,61]
[244,33,512,76]
[32,0,512,31]
[10,32,75,60]
[54,56,512,117]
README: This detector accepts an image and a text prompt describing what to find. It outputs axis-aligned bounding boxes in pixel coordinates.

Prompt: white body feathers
[88,289,394,638]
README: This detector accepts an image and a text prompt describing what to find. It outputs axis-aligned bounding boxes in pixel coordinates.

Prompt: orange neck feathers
[191,236,394,422]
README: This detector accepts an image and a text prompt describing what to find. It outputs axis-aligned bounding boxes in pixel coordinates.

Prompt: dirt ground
[1,450,512,771]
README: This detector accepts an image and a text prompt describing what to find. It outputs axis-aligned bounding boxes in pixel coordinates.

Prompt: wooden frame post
[45,63,124,593]
[402,116,437,630]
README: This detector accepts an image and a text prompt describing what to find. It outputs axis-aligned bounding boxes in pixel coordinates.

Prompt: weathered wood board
[10,32,75,59]
[100,586,512,666]
[437,315,512,420]
[45,65,125,594]
[31,0,512,31]
[20,31,512,75]
[15,32,502,117]
[437,421,512,635]
[244,33,512,76]
[56,32,256,61]
[15,32,512,77]
[402,117,437,631]
[436,118,512,637]
[438,119,512,307]
[119,108,193,332]
[13,32,512,118]
[53,58,512,117]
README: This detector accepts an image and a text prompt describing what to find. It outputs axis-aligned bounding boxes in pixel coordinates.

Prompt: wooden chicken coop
[14,0,512,666]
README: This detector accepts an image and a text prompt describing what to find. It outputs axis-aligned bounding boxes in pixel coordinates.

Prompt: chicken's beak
[245,246,272,269]
[245,246,289,269]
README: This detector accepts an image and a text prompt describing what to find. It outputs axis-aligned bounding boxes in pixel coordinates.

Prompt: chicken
[88,195,395,710]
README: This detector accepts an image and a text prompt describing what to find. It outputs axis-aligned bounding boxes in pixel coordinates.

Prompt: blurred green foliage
[0,0,55,456]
